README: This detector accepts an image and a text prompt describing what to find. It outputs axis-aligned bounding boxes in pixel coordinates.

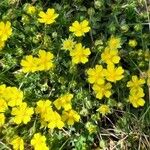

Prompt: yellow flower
[69,20,90,37]
[98,105,110,116]
[35,100,53,123]
[70,43,91,64]
[11,102,34,124]
[0,113,5,126]
[54,93,73,111]
[38,8,59,25]
[11,136,24,150]
[47,111,64,129]
[37,50,54,71]
[92,83,112,100]
[21,55,39,73]
[31,133,48,150]
[129,88,145,108]
[26,5,36,15]
[87,65,105,85]
[0,21,12,41]
[127,75,145,90]
[0,38,5,50]
[4,87,23,107]
[105,64,124,82]
[0,99,7,112]
[101,47,120,65]
[35,99,52,115]
[107,36,121,50]
[61,37,76,51]
[128,39,137,48]
[62,109,80,125]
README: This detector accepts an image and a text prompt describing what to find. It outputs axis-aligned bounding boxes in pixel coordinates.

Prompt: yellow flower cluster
[35,99,64,129]
[0,84,23,126]
[69,20,90,37]
[38,8,59,25]
[61,20,91,64]
[127,75,145,108]
[54,94,80,126]
[101,36,121,65]
[35,93,80,128]
[0,21,12,50]
[87,66,124,100]
[31,133,48,150]
[62,40,91,64]
[21,50,54,73]
[86,36,124,116]
[0,84,34,125]
[11,133,49,150]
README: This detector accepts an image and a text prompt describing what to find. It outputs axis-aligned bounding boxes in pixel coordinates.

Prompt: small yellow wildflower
[4,87,23,107]
[70,43,91,64]
[0,21,12,41]
[0,113,5,126]
[11,136,24,150]
[31,133,48,150]
[37,50,54,71]
[128,39,137,48]
[98,105,110,116]
[47,111,64,129]
[101,47,120,65]
[69,20,90,37]
[92,83,112,100]
[87,65,105,85]
[105,64,124,82]
[54,93,73,111]
[38,8,59,25]
[62,109,80,126]
[11,102,34,124]
[127,75,145,90]
[35,99,52,115]
[21,55,39,73]
[0,99,7,112]
[107,36,121,50]
[26,5,36,15]
[61,37,76,51]
[35,100,53,123]
[129,88,145,108]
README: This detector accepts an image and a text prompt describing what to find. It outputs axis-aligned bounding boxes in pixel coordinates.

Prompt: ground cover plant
[0,0,150,149]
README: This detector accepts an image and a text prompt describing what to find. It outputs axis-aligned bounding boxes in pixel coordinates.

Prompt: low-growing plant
[0,0,150,149]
